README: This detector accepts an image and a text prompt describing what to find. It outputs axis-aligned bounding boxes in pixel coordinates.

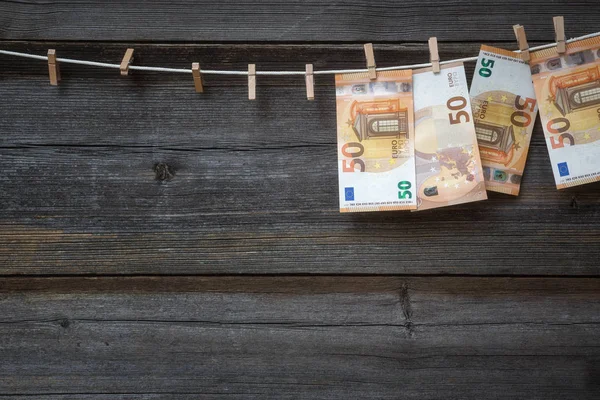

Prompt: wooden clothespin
[248,64,256,100]
[513,25,530,62]
[192,63,204,93]
[363,43,377,80]
[305,64,314,101]
[120,48,134,76]
[553,16,566,54]
[47,49,60,86]
[428,37,440,73]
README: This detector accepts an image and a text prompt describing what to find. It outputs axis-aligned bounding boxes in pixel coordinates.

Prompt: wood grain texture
[0,276,599,398]
[1,0,599,42]
[1,2,599,398]
[1,42,599,275]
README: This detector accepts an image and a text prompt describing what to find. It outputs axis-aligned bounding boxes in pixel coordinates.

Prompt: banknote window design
[566,50,595,67]
[547,58,562,70]
[532,51,596,76]
[474,121,515,166]
[370,119,403,133]
[476,125,501,144]
[572,86,600,105]
[351,84,368,95]
[549,66,600,116]
[349,99,408,141]
[567,53,585,66]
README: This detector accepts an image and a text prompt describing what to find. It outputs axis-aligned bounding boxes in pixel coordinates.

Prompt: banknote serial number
[563,171,600,183]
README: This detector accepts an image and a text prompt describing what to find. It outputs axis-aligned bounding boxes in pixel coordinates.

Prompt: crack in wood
[399,282,414,337]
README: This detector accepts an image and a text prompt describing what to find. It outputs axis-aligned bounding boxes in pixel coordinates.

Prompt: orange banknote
[414,63,487,210]
[531,36,600,189]
[335,70,416,212]
[470,45,538,195]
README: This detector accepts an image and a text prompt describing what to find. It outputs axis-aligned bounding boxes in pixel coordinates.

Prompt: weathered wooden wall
[1,277,599,398]
[1,1,599,398]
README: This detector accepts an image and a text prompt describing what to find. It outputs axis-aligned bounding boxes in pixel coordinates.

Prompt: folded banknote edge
[556,175,600,190]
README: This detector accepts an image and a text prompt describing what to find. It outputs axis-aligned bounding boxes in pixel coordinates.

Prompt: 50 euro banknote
[413,62,487,211]
[335,70,416,212]
[531,36,600,189]
[470,45,538,195]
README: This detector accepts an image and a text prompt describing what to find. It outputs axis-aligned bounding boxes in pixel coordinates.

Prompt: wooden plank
[0,276,598,398]
[0,1,599,42]
[0,143,599,276]
[0,42,599,276]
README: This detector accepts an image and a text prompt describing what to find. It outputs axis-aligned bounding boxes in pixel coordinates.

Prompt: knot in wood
[154,162,174,181]
[570,196,579,209]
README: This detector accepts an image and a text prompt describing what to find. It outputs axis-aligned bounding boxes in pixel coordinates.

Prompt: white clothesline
[0,31,599,76]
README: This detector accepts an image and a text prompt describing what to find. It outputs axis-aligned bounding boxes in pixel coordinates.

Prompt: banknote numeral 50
[341,142,366,172]
[478,58,495,78]
[511,95,537,127]
[398,181,412,199]
[447,96,470,125]
[547,117,576,149]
